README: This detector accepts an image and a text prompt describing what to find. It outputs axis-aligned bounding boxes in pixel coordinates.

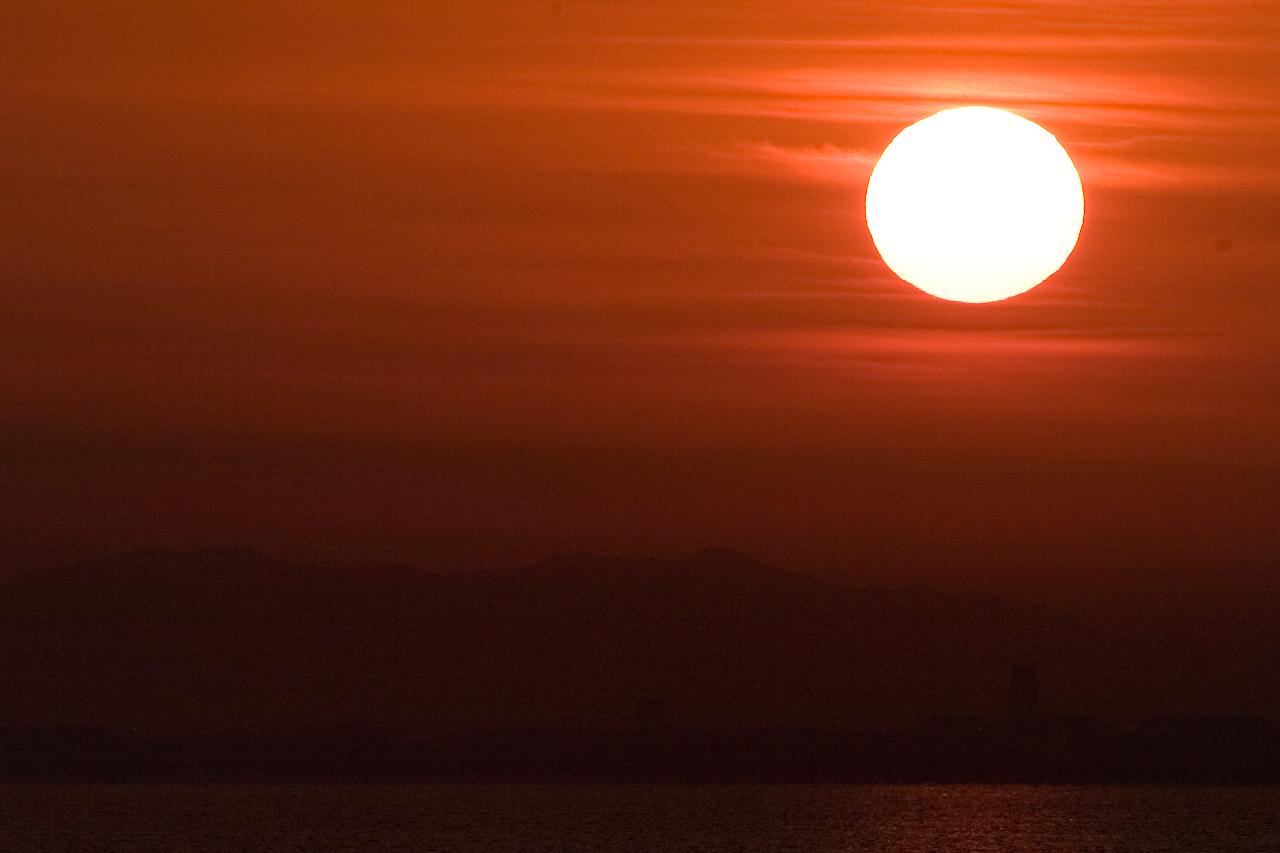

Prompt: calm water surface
[2,784,1278,851]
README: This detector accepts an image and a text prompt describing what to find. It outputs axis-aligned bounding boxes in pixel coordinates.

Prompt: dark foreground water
[2,784,1279,851]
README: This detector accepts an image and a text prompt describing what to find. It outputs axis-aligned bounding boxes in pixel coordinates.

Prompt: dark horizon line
[3,712,1278,785]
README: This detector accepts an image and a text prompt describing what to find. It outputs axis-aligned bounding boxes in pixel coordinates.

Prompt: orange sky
[3,2,1279,592]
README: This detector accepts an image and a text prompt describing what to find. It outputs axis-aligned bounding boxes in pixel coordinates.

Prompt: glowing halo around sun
[865,106,1084,303]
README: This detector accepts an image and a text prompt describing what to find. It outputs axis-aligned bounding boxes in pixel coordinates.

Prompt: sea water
[1,783,1278,851]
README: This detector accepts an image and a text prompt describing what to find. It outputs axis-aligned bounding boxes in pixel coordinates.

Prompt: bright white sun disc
[865,106,1084,303]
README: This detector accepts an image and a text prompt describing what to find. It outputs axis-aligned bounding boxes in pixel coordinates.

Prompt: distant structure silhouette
[1008,664,1040,731]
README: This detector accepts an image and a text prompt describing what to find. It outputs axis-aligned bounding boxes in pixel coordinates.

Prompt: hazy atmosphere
[10,12,1280,844]
[4,1,1280,597]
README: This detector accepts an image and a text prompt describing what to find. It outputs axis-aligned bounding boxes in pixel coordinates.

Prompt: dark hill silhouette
[1,547,1277,737]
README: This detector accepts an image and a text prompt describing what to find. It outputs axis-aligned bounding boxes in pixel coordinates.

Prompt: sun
[865,106,1084,303]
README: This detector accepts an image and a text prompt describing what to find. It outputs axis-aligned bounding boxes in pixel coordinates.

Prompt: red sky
[3,2,1279,594]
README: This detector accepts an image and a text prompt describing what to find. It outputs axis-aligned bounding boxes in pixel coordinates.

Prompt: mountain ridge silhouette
[2,547,1278,735]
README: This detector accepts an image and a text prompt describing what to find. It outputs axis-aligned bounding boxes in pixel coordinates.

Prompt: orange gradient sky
[3,2,1280,591]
